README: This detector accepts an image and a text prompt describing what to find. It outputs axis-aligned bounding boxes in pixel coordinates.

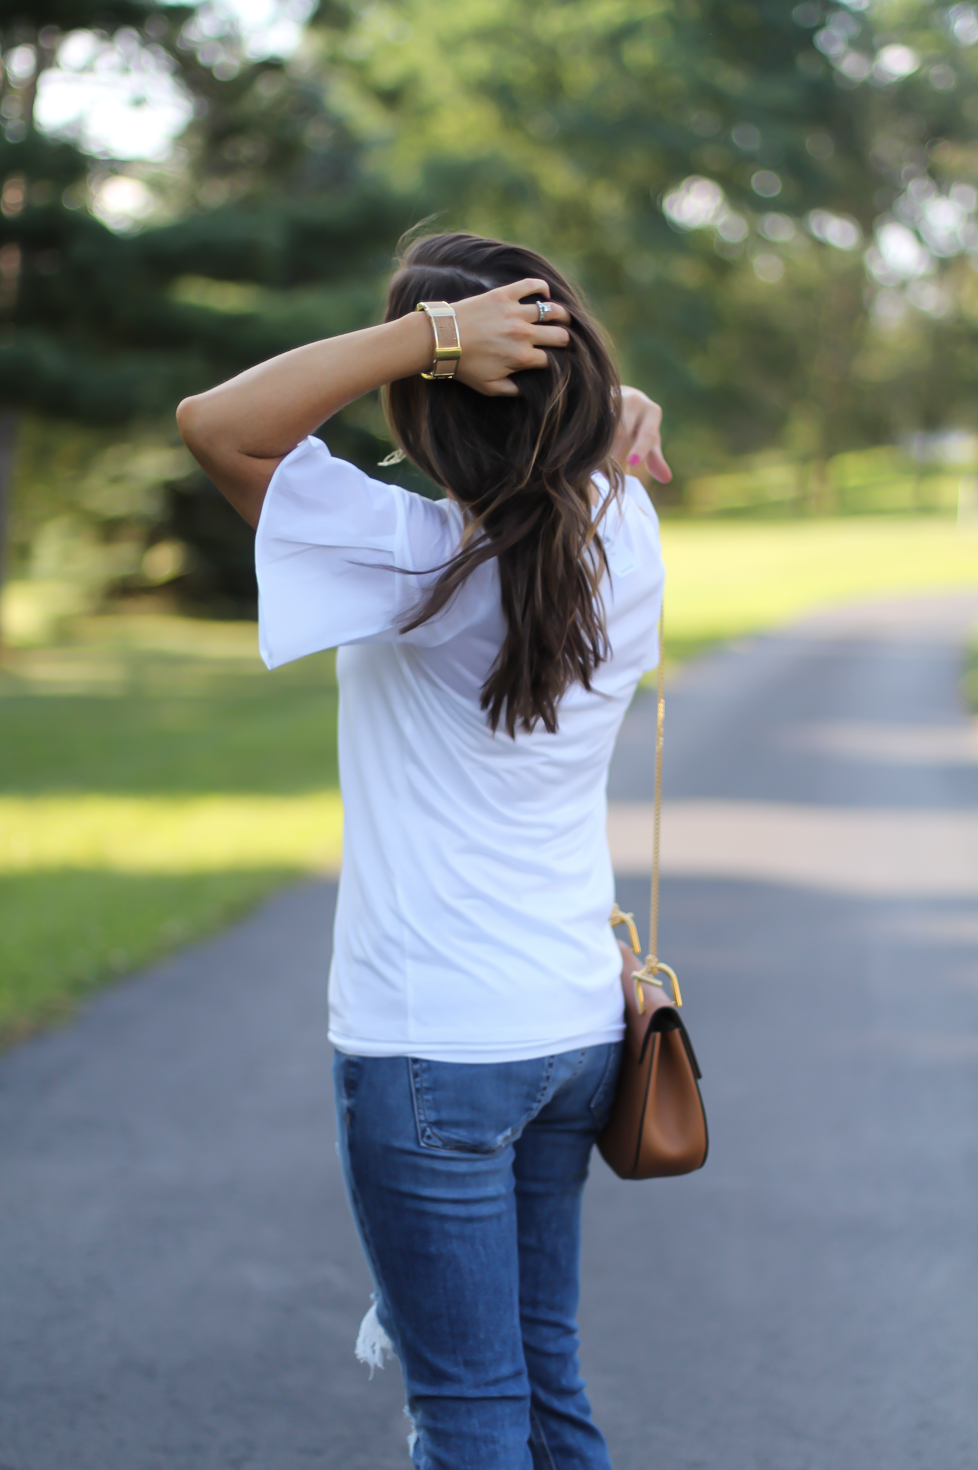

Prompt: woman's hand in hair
[452,279,571,397]
[616,387,672,484]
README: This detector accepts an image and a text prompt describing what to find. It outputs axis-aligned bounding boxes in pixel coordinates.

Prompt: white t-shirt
[255,435,664,1062]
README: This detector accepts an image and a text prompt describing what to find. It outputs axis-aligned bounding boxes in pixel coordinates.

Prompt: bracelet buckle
[416,301,461,379]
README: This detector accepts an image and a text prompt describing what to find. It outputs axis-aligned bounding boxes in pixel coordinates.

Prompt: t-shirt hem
[328,1021,626,1063]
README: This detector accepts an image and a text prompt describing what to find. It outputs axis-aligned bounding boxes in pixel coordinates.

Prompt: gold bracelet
[416,301,461,380]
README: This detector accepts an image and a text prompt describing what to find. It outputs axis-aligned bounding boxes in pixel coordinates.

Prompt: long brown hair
[383,232,622,737]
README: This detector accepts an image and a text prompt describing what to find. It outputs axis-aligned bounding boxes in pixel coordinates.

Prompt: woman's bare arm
[175,278,571,527]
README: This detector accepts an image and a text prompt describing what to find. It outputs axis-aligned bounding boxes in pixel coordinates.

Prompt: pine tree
[0,0,414,626]
[1,1,151,619]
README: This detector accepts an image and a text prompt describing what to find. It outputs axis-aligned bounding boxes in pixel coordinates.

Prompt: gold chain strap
[610,606,682,1011]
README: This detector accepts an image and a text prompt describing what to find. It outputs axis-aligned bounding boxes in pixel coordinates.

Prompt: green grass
[0,615,341,1047]
[0,869,296,1047]
[1,616,340,796]
[682,444,966,517]
[1,513,976,1048]
[659,515,978,650]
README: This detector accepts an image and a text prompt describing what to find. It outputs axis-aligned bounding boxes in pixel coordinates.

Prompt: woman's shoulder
[591,469,659,526]
[592,471,662,560]
[620,472,661,531]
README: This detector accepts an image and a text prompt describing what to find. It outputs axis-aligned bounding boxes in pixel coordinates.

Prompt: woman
[177,232,671,1470]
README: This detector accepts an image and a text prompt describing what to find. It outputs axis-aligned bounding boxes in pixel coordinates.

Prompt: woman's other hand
[615,386,672,484]
[453,280,571,397]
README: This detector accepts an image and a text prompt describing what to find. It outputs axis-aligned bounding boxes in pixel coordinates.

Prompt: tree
[0,0,415,624]
[303,0,978,486]
[7,0,978,629]
[1,0,150,618]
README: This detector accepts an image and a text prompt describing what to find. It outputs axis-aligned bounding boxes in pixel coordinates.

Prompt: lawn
[2,512,976,1047]
[659,514,978,661]
[0,616,341,1047]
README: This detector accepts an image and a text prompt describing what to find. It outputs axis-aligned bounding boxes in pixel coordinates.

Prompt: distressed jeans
[333,1044,622,1470]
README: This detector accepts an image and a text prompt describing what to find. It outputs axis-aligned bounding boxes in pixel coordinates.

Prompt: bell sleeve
[254,435,455,670]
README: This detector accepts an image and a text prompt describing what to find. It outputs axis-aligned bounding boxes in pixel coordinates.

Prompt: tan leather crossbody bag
[598,610,709,1180]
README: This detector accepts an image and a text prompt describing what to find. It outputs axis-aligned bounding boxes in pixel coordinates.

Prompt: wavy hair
[383,232,622,737]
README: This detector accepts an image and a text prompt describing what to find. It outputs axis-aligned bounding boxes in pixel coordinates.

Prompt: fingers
[474,377,520,397]
[519,301,571,326]
[504,277,550,300]
[532,324,571,348]
[624,420,659,468]
[626,432,672,483]
[470,340,562,393]
[625,415,672,482]
[619,388,672,484]
[645,444,672,483]
[454,280,574,391]
[521,347,553,372]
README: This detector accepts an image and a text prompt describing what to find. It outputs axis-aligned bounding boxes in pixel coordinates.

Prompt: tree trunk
[0,408,19,651]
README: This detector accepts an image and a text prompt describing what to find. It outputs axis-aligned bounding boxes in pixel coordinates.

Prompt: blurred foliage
[2,0,978,625]
[8,416,190,614]
[684,440,975,515]
[304,0,978,469]
[0,0,416,618]
[0,0,409,416]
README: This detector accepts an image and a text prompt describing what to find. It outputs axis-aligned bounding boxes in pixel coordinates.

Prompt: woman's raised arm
[175,279,570,527]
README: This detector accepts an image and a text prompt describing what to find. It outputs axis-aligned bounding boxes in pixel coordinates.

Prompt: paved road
[2,592,977,1469]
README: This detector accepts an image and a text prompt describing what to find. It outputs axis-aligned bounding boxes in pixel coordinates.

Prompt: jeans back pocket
[410,1056,557,1154]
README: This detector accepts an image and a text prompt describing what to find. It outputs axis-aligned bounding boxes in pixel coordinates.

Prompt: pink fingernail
[627,454,641,465]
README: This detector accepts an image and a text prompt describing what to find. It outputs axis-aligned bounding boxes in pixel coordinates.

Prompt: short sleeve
[254,436,461,669]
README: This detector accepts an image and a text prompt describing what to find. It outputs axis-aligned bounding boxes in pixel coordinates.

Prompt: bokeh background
[2,0,977,1044]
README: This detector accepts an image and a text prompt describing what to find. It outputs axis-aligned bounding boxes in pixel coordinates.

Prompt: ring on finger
[536,300,555,324]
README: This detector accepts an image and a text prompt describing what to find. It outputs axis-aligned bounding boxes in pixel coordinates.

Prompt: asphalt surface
[2,591,977,1469]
